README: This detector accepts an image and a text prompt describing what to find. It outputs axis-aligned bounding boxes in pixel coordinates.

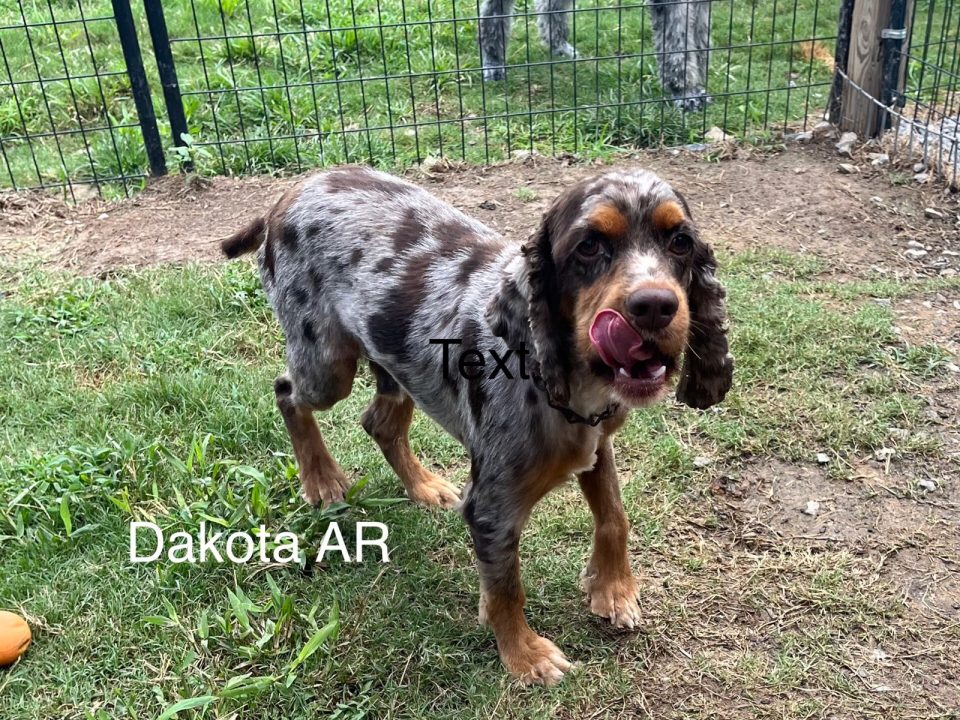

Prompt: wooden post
[840,0,893,137]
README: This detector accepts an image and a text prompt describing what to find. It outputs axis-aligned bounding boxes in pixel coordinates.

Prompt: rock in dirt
[705,126,733,143]
[816,452,830,465]
[813,120,838,140]
[838,163,858,174]
[802,500,821,517]
[918,479,937,492]
[693,456,713,468]
[868,153,890,166]
[875,447,896,461]
[905,248,929,259]
[925,207,946,219]
[836,131,858,156]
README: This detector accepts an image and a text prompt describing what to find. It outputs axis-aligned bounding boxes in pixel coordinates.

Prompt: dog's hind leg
[480,0,516,81]
[275,342,358,507]
[536,0,577,60]
[361,362,460,508]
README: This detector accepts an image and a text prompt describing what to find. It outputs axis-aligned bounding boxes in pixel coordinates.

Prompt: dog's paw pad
[408,476,460,509]
[302,472,351,508]
[583,573,642,630]
[504,635,572,686]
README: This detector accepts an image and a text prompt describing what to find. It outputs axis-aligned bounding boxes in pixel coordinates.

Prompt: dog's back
[222,166,513,442]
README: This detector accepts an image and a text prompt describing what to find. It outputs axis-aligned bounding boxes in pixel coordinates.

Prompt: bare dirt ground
[1,144,958,279]
[2,144,959,716]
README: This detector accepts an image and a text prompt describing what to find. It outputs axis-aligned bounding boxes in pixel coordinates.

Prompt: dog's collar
[531,372,620,427]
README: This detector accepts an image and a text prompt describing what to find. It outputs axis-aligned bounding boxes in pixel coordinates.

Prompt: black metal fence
[896,0,959,185]
[0,1,954,198]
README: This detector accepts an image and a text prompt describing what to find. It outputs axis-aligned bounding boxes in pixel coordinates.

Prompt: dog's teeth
[650,364,667,379]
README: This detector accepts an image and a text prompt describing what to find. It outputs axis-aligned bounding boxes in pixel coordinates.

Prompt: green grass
[1,251,958,719]
[1,0,842,196]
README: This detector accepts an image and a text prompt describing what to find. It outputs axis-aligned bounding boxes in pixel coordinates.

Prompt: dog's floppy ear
[486,220,570,404]
[675,240,733,409]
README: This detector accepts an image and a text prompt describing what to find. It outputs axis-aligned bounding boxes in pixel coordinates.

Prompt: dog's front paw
[501,633,572,686]
[551,42,579,60]
[407,473,460,509]
[673,89,712,113]
[483,65,506,82]
[300,470,351,508]
[581,569,642,630]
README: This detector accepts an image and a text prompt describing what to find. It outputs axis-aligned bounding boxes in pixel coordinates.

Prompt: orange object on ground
[0,611,32,666]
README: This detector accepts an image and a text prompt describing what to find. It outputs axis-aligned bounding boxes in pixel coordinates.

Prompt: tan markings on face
[589,203,629,239]
[573,272,690,365]
[573,266,633,362]
[650,200,686,233]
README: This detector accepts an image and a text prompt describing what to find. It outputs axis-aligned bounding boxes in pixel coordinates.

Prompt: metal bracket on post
[112,0,166,176]
[143,0,191,171]
[879,0,910,134]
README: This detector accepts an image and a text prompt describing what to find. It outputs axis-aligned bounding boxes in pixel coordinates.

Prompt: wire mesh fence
[0,0,162,199]
[894,0,959,186]
[8,0,956,199]
[157,0,839,176]
[829,0,959,188]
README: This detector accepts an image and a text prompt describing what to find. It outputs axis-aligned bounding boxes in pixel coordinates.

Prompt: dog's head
[487,170,733,410]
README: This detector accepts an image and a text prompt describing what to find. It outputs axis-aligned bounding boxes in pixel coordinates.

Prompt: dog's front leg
[536,0,578,60]
[577,437,642,629]
[480,0,516,81]
[463,467,571,685]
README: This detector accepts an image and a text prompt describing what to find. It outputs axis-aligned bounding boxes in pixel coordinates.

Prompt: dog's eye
[669,233,693,255]
[576,234,604,259]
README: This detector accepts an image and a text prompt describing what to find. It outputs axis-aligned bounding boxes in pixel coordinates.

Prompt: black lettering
[429,338,462,381]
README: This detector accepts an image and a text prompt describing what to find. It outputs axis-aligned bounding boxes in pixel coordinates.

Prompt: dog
[221,165,733,684]
[479,0,713,112]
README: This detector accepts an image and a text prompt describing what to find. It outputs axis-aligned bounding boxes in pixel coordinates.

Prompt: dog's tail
[221,217,266,258]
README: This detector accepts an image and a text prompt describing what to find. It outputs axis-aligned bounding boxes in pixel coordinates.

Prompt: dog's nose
[625,288,678,331]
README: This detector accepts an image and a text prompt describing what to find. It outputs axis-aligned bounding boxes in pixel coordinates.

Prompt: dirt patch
[717,458,960,617]
[1,145,958,278]
[699,457,960,714]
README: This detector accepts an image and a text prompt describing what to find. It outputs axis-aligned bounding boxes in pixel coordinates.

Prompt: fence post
[143,0,191,171]
[840,0,895,138]
[879,0,911,133]
[111,0,166,176]
[828,0,856,124]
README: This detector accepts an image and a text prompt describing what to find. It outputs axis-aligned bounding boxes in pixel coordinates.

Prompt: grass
[1,249,958,719]
[0,0,843,196]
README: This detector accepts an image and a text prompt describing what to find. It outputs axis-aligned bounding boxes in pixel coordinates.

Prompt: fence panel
[1,1,857,196]
[897,0,960,185]
[0,0,163,199]
[152,0,838,177]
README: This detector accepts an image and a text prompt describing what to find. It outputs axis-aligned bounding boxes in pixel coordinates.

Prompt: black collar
[532,373,620,427]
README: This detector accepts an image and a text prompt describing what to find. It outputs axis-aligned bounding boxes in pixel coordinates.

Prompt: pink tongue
[589,309,653,369]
